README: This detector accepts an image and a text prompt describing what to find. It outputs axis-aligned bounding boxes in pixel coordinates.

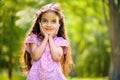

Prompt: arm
[30,22,49,61]
[49,36,63,62]
[30,36,48,61]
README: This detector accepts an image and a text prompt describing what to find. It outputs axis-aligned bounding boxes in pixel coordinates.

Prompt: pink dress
[24,33,68,80]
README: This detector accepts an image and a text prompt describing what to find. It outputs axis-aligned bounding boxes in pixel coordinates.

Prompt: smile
[45,28,52,30]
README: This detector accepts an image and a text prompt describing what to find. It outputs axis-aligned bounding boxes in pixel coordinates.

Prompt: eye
[41,18,48,23]
[52,19,57,23]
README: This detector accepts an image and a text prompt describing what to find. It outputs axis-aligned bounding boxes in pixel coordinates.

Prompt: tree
[0,0,39,80]
[0,1,24,80]
[108,0,120,80]
[62,0,110,77]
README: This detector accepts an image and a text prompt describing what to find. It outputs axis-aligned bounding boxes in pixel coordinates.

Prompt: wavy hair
[20,3,73,77]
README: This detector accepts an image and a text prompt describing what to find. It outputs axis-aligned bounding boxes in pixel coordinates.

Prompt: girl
[21,3,73,80]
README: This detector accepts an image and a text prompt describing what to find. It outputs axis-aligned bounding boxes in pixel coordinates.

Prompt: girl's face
[40,11,60,35]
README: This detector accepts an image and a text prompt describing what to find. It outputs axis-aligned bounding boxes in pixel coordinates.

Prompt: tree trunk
[8,10,14,80]
[8,55,12,80]
[109,0,120,80]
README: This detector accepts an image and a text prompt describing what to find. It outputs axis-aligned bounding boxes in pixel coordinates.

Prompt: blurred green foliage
[0,0,110,79]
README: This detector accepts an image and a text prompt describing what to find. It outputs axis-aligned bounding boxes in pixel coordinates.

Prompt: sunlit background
[1,0,119,80]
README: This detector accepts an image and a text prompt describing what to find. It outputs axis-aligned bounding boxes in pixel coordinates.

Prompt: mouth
[45,28,52,31]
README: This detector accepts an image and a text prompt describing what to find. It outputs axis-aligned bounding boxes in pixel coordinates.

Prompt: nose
[47,22,51,27]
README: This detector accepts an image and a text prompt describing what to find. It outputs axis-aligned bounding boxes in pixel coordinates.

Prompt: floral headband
[35,3,64,19]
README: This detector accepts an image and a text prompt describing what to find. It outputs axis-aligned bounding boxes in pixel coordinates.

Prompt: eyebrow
[41,18,47,20]
[41,18,57,21]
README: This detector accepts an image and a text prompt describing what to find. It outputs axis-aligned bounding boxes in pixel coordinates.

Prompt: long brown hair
[20,3,73,77]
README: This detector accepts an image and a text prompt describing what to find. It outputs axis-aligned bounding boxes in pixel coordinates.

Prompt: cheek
[40,23,46,29]
[54,24,60,31]
[55,24,60,28]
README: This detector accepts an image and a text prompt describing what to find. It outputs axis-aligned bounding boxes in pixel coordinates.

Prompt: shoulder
[54,36,68,47]
[25,33,37,42]
[54,36,66,41]
[25,33,42,45]
[27,33,37,39]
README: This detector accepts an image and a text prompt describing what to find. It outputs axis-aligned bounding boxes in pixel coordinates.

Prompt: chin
[46,32,51,34]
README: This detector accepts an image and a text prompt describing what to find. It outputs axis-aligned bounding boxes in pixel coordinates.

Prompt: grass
[67,77,108,80]
[0,72,108,80]
[0,72,26,80]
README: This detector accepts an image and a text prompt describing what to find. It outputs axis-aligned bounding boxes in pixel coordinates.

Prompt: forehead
[41,11,60,19]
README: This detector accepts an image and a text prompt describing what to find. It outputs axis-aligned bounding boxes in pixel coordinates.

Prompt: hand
[39,23,48,38]
[48,29,57,38]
